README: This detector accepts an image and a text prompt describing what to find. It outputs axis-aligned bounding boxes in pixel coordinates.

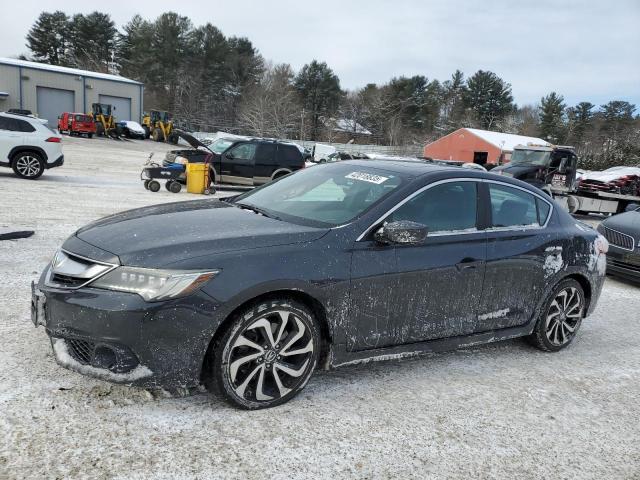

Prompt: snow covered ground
[1,136,639,479]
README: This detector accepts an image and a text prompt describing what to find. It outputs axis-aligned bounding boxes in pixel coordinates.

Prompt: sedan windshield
[232,163,404,227]
[511,149,551,166]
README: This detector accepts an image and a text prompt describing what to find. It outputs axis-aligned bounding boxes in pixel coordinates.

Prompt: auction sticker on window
[345,172,389,184]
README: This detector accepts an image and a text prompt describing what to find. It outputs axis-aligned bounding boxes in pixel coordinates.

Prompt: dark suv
[165,132,306,186]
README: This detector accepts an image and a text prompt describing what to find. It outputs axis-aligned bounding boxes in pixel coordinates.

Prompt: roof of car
[0,111,41,122]
[340,158,549,195]
[343,158,461,175]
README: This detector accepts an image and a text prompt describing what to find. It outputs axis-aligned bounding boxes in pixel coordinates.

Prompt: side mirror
[374,221,428,245]
[558,158,568,174]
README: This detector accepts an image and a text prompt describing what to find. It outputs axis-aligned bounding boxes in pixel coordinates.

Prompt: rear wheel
[87,133,93,139]
[12,152,45,179]
[528,279,585,352]
[169,181,182,193]
[147,180,161,192]
[143,179,151,190]
[143,126,150,139]
[167,133,179,145]
[211,298,320,409]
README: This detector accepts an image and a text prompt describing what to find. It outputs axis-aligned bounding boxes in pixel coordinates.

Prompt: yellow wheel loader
[89,103,120,138]
[142,110,179,144]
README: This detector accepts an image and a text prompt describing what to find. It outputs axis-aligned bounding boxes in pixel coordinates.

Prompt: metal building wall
[0,64,22,110]
[0,61,143,123]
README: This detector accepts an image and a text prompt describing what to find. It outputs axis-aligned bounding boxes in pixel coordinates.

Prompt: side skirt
[329,323,535,368]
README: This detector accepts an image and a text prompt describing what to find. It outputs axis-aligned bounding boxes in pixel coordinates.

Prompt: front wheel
[12,152,45,179]
[528,279,585,352]
[211,299,320,409]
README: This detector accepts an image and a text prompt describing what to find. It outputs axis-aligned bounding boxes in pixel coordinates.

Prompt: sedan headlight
[90,267,219,301]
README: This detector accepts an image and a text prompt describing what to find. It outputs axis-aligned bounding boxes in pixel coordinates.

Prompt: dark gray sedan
[598,208,640,282]
[32,160,608,409]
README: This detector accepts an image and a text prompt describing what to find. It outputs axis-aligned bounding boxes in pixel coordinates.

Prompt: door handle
[456,258,483,272]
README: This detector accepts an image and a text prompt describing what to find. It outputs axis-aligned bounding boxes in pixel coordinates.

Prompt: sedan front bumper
[606,248,640,283]
[37,279,224,389]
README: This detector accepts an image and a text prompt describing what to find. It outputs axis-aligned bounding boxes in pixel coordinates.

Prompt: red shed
[424,128,550,166]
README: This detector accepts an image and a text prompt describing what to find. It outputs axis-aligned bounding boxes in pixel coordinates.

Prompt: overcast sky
[1,0,638,107]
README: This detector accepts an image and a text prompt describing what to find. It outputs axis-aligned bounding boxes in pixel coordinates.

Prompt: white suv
[0,112,64,179]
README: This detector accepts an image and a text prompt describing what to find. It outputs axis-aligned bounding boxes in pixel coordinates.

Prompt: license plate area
[31,281,46,327]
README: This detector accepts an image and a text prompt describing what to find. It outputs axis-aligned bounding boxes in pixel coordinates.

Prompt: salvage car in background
[579,167,640,197]
[33,160,608,409]
[118,121,147,140]
[164,132,306,186]
[598,207,640,282]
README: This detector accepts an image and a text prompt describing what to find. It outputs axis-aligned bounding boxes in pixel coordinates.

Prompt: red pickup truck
[58,112,96,138]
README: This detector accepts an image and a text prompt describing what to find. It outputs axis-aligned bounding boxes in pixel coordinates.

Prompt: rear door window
[489,184,544,227]
[0,117,13,131]
[277,145,302,164]
[388,181,478,233]
[254,144,277,164]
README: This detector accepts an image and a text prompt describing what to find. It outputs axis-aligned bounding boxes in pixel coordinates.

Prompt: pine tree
[440,70,467,132]
[566,101,593,144]
[25,11,71,65]
[539,92,566,143]
[464,70,514,130]
[294,60,342,140]
[68,12,119,71]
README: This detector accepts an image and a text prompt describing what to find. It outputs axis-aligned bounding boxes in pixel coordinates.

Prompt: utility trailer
[492,144,640,215]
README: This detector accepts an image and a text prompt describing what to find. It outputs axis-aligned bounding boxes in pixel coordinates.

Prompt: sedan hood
[71,200,328,268]
[602,211,640,234]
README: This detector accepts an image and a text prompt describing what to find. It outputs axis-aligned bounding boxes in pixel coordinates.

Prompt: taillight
[45,137,62,143]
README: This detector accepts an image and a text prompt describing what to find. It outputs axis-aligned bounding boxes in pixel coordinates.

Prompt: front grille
[51,273,88,288]
[608,258,640,272]
[46,250,115,289]
[67,339,95,365]
[601,226,635,251]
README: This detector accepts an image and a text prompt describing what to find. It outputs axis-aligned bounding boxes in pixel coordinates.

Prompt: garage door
[99,95,131,121]
[36,87,75,127]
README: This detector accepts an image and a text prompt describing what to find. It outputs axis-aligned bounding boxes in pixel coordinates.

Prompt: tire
[96,123,105,137]
[165,180,173,191]
[12,152,45,179]
[210,298,320,409]
[148,180,161,192]
[527,279,585,352]
[143,179,151,190]
[272,170,291,181]
[143,126,150,139]
[87,133,93,139]
[152,129,164,142]
[167,133,179,145]
[169,181,182,193]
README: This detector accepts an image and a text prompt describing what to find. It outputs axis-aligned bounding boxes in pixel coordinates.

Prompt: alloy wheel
[544,287,583,347]
[15,156,42,177]
[226,310,315,403]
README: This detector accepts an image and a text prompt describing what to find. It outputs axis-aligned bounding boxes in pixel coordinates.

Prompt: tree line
[24,11,639,169]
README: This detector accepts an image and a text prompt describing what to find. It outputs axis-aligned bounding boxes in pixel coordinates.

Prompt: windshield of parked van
[511,149,551,166]
[233,163,404,227]
[210,138,234,154]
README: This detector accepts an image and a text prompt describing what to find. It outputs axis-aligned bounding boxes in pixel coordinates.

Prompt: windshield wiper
[235,203,282,221]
